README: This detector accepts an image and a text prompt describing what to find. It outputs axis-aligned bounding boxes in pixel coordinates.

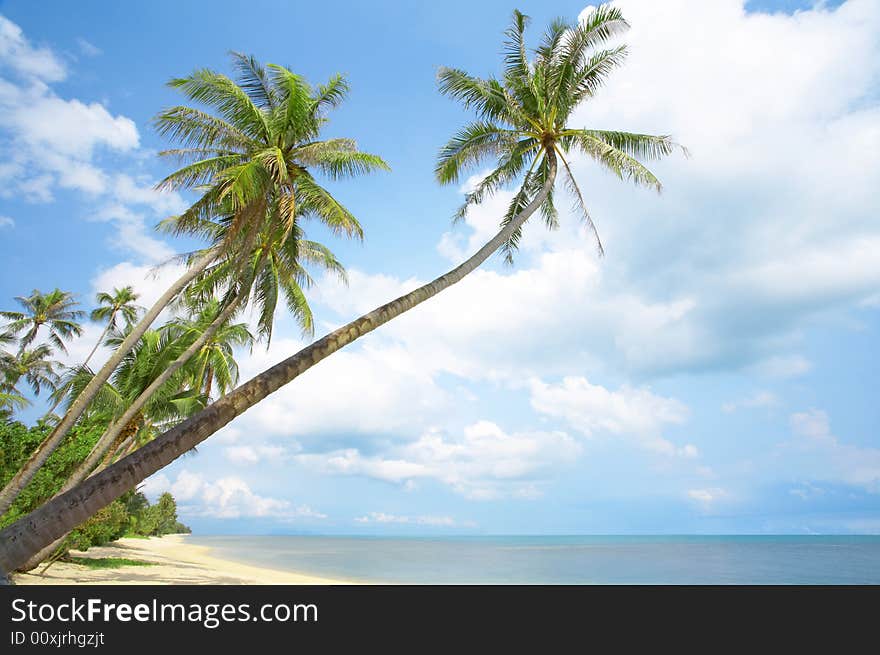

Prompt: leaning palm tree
[44,325,208,501]
[0,55,385,517]
[82,287,143,368]
[0,6,686,577]
[0,289,83,354]
[17,327,207,569]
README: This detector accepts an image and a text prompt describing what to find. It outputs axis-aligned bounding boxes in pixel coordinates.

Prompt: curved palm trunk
[0,249,217,517]
[18,416,141,573]
[54,295,245,502]
[0,157,556,577]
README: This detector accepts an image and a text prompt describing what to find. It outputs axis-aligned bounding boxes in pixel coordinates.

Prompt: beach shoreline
[11,534,350,585]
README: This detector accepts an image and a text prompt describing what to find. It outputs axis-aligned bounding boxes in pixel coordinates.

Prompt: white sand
[12,534,350,585]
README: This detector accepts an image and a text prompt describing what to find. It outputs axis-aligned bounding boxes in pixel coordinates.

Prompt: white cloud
[231,335,452,439]
[0,15,66,81]
[785,409,880,491]
[748,355,813,379]
[0,215,13,228]
[91,203,175,262]
[297,420,582,499]
[790,409,833,442]
[354,512,463,527]
[304,0,880,391]
[789,483,826,501]
[0,16,182,263]
[722,391,779,413]
[223,445,286,466]
[91,260,187,312]
[529,376,692,456]
[143,469,326,520]
[7,92,138,161]
[315,249,701,380]
[60,260,191,371]
[687,487,728,510]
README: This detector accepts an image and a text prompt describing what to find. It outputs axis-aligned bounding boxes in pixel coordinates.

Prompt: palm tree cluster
[0,5,685,579]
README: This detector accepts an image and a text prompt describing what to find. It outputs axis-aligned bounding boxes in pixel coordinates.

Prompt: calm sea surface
[186,535,880,584]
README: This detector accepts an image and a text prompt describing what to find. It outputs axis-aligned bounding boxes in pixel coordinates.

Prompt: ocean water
[186,535,880,584]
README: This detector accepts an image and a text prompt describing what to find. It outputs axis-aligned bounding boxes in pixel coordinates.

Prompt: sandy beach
[11,535,349,585]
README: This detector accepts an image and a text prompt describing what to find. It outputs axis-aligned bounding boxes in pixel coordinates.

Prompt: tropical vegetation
[0,6,684,580]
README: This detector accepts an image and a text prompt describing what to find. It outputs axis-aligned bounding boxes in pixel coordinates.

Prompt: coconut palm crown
[0,289,84,353]
[90,287,143,332]
[436,6,686,262]
[154,52,389,257]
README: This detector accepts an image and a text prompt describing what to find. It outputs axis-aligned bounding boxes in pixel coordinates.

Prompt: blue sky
[1,0,878,535]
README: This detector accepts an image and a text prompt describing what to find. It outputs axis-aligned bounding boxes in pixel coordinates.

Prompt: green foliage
[155,54,387,340]
[435,5,687,263]
[153,492,181,535]
[0,421,190,553]
[90,286,143,332]
[0,288,84,353]
[0,419,105,528]
[68,500,129,551]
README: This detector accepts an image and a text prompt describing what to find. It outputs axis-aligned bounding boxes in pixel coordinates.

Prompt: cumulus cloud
[63,261,190,371]
[297,420,582,499]
[143,470,326,520]
[348,0,879,383]
[0,15,66,81]
[223,445,286,466]
[1,15,181,263]
[230,335,452,440]
[529,376,693,456]
[0,215,13,228]
[90,260,187,311]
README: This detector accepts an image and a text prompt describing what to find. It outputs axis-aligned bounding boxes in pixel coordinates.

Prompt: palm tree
[153,52,386,255]
[0,390,28,419]
[174,202,348,344]
[0,344,60,399]
[0,332,26,419]
[82,287,143,368]
[166,298,254,400]
[0,7,686,577]
[0,55,385,517]
[56,327,206,484]
[17,327,207,569]
[0,289,83,354]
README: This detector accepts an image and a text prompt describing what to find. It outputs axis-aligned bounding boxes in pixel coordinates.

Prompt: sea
[185,535,880,584]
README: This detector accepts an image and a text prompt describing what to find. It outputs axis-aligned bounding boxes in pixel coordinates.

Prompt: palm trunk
[54,295,245,503]
[17,416,141,573]
[0,156,556,576]
[0,248,217,517]
[80,320,113,370]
